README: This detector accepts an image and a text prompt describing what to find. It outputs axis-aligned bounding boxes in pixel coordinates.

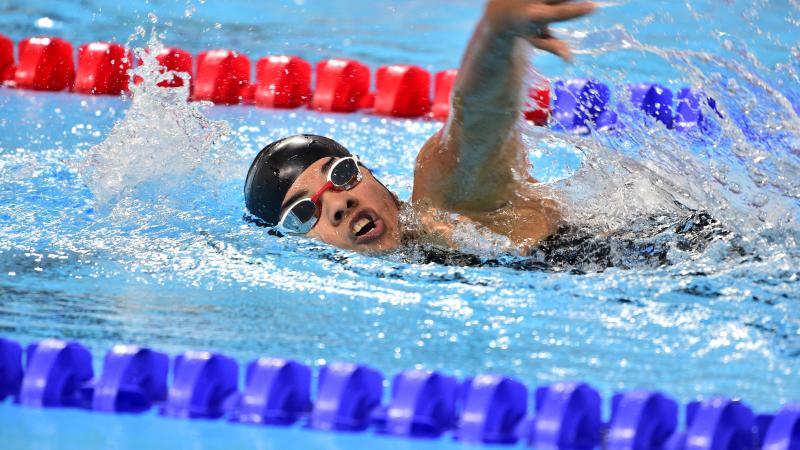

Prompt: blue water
[1,0,799,448]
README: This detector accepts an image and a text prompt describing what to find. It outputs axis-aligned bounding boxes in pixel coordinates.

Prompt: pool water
[0,0,799,448]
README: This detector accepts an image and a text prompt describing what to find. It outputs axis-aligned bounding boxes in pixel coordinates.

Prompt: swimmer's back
[402,212,738,273]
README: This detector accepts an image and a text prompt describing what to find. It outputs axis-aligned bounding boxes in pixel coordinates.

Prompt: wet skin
[280,157,402,253]
[280,0,596,254]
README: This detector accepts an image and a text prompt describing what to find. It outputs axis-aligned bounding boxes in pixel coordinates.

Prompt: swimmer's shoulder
[411,131,453,208]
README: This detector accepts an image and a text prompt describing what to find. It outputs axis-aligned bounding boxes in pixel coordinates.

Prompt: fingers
[524,1,594,62]
[527,1,596,23]
[527,33,573,62]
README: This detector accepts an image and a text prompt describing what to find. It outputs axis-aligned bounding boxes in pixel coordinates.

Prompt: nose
[320,190,358,227]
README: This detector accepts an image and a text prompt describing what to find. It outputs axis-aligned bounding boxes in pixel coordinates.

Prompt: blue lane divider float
[629,83,675,129]
[530,382,602,450]
[0,338,23,402]
[1,337,798,449]
[373,369,457,438]
[230,357,312,425]
[551,79,721,134]
[19,339,94,408]
[160,351,239,419]
[761,404,800,450]
[607,390,678,450]
[309,362,383,431]
[91,345,169,413]
[456,374,528,444]
[552,79,618,132]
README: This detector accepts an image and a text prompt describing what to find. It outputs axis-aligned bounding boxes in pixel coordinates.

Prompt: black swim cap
[244,134,352,226]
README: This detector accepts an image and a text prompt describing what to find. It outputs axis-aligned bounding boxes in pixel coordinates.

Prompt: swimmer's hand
[484,0,596,61]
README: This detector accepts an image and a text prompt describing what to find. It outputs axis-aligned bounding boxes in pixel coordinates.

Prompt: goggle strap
[311,180,334,205]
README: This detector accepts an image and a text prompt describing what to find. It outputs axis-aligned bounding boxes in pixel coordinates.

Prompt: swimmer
[244,0,598,255]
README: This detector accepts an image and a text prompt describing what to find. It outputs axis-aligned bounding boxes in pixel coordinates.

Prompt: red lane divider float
[134,47,194,89]
[15,37,74,91]
[255,55,311,109]
[75,42,131,95]
[0,34,14,83]
[0,35,730,138]
[0,34,735,143]
[1,35,557,125]
[313,59,371,113]
[525,82,551,126]
[374,64,431,118]
[432,69,458,120]
[430,69,550,125]
[155,47,193,88]
[193,49,251,105]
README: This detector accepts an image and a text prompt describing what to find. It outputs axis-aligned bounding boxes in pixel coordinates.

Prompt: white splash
[79,31,235,213]
[525,25,800,257]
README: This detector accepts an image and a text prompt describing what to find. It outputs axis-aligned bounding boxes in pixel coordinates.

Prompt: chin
[359,234,401,254]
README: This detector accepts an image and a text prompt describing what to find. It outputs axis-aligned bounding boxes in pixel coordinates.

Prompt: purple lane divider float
[160,350,239,419]
[664,398,756,450]
[607,390,679,450]
[674,88,723,131]
[375,369,458,438]
[552,79,616,131]
[675,88,704,130]
[687,398,755,450]
[91,345,169,413]
[19,339,94,408]
[230,357,312,425]
[550,79,722,134]
[760,404,800,450]
[629,83,675,128]
[530,382,602,450]
[2,336,799,450]
[455,374,528,444]
[308,362,383,431]
[0,338,23,401]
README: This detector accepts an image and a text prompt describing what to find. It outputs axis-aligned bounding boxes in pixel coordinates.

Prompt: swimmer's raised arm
[413,0,595,212]
[244,0,598,254]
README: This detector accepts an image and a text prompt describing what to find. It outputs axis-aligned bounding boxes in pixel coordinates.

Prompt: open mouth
[353,217,376,237]
[349,209,385,244]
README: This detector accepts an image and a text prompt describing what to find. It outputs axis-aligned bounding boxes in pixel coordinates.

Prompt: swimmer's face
[281,157,402,253]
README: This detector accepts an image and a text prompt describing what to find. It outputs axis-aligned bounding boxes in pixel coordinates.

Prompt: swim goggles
[276,156,362,235]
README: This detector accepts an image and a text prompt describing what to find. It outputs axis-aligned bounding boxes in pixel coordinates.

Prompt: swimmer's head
[244,134,402,253]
